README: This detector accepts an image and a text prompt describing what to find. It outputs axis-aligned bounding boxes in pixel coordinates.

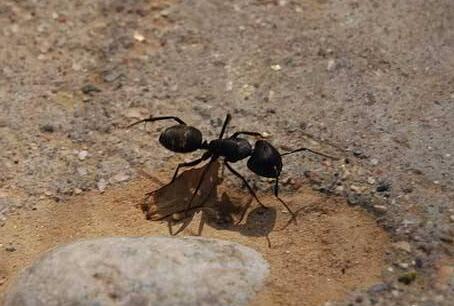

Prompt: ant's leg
[237,199,252,224]
[145,152,212,197]
[170,152,212,184]
[166,217,193,236]
[218,113,232,139]
[265,235,272,248]
[128,116,186,128]
[280,147,338,160]
[152,203,204,221]
[172,218,194,236]
[197,212,206,236]
[224,162,267,208]
[150,158,204,193]
[170,159,203,183]
[184,158,217,215]
[230,131,263,138]
[273,177,297,224]
[167,220,174,235]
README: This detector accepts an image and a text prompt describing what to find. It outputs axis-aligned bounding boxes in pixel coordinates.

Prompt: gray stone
[5,237,268,306]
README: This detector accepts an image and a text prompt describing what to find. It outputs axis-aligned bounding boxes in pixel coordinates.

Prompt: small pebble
[370,158,379,166]
[290,177,304,190]
[354,296,363,303]
[327,59,336,71]
[280,145,293,151]
[226,81,233,91]
[368,283,389,294]
[439,234,453,244]
[78,151,88,161]
[124,107,148,119]
[72,62,82,71]
[350,185,363,193]
[278,0,288,6]
[398,272,416,285]
[73,188,82,195]
[340,170,350,180]
[103,70,123,83]
[367,177,376,184]
[376,181,391,192]
[81,84,101,95]
[373,205,387,213]
[133,31,145,42]
[39,124,55,133]
[450,215,454,222]
[5,246,16,252]
[270,64,281,71]
[77,167,88,176]
[335,185,344,193]
[347,193,360,206]
[392,241,411,253]
[97,179,107,193]
[434,295,445,302]
[160,8,171,17]
[110,173,130,183]
[402,186,413,193]
[261,132,271,138]
[352,149,367,159]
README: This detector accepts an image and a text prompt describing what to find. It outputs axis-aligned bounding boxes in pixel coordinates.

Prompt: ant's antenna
[127,116,187,128]
[281,147,338,160]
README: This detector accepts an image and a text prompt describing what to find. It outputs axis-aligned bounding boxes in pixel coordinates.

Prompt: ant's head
[248,140,282,178]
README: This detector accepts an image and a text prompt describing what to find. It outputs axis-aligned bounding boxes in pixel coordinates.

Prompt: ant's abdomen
[159,125,202,153]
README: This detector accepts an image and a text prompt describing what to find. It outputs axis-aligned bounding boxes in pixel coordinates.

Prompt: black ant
[128,114,336,222]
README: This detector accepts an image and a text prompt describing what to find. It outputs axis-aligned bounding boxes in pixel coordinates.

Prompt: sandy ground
[0,166,389,306]
[0,0,453,305]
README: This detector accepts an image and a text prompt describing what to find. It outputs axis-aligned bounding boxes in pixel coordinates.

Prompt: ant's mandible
[128,114,336,221]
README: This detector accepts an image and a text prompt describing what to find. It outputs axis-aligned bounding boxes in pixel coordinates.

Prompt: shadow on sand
[140,160,278,246]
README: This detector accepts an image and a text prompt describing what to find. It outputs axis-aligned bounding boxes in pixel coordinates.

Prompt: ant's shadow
[141,160,277,243]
